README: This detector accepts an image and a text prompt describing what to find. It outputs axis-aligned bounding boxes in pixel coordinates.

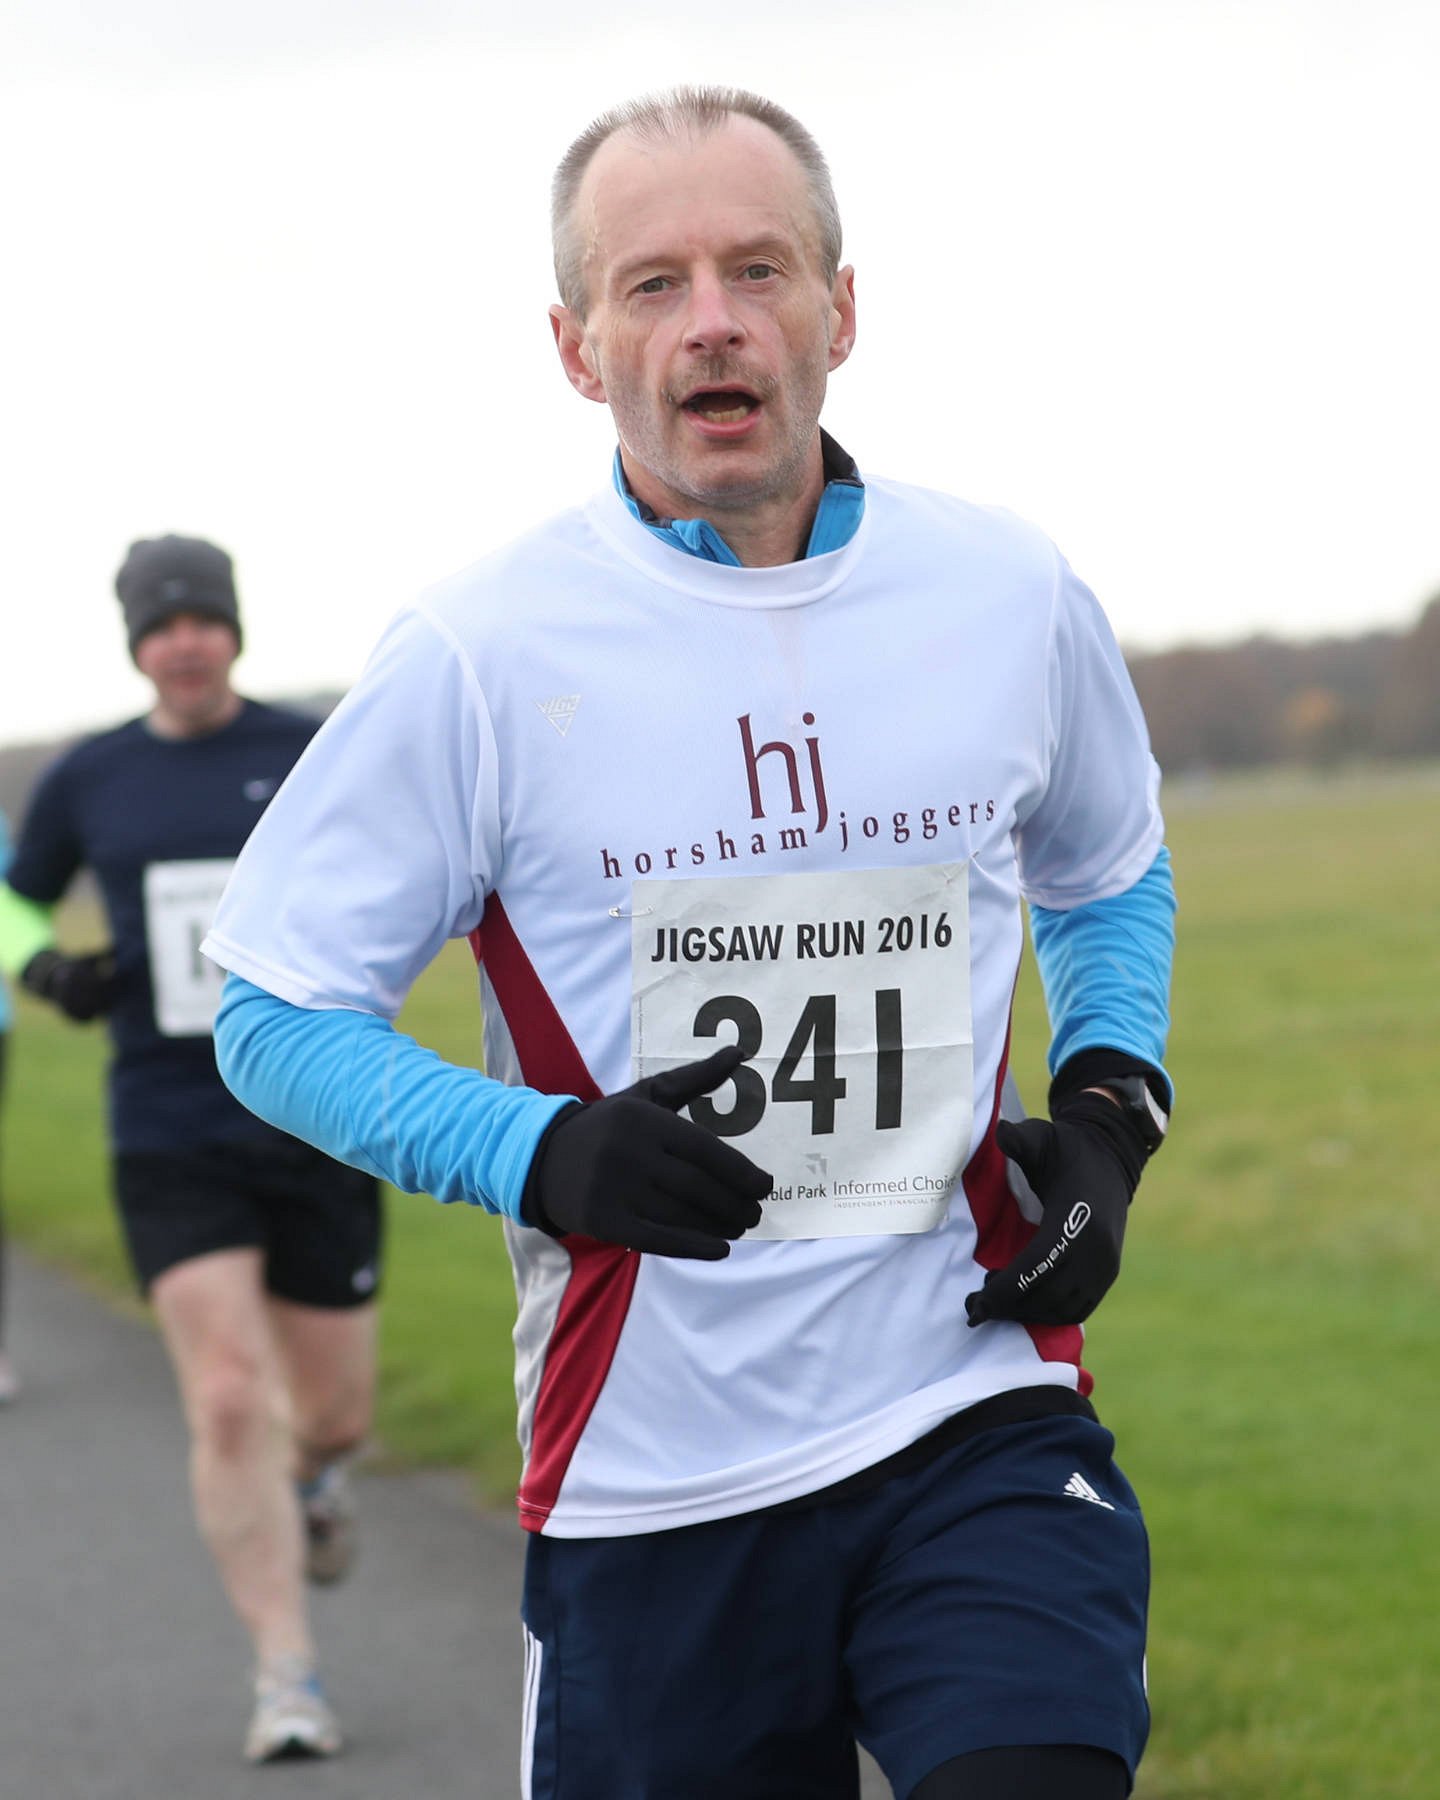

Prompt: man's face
[551,116,855,523]
[133,611,239,728]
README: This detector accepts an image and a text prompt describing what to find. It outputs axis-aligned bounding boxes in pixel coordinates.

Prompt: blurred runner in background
[0,537,383,1764]
[0,808,17,1403]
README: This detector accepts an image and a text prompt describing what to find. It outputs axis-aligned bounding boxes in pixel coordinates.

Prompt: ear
[549,304,607,404]
[826,266,857,372]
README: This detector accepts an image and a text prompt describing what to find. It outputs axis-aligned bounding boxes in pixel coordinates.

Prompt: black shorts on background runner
[114,1138,383,1306]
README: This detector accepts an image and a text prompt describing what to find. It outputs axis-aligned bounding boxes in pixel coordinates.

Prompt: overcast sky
[3,0,1437,743]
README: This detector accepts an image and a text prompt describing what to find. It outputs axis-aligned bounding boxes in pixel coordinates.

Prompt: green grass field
[3,764,1437,1797]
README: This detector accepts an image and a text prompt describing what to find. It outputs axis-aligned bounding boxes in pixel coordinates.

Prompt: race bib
[143,859,235,1037]
[632,863,974,1238]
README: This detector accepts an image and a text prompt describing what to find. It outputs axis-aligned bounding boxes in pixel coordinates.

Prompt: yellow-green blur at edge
[0,884,56,977]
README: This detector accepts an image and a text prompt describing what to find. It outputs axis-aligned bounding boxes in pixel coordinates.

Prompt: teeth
[697,404,750,424]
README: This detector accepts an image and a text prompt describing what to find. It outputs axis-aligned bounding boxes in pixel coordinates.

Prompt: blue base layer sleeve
[213,974,577,1221]
[1029,847,1176,1105]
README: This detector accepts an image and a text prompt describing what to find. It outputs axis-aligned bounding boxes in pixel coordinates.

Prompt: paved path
[0,1250,893,1800]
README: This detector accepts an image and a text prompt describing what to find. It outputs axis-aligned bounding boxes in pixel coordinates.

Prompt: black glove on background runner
[21,948,118,1023]
[964,1089,1150,1327]
[521,1045,772,1260]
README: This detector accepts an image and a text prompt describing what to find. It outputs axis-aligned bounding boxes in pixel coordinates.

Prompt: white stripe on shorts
[520,1623,543,1799]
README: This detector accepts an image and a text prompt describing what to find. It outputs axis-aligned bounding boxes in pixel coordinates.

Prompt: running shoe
[244,1657,342,1763]
[298,1462,357,1585]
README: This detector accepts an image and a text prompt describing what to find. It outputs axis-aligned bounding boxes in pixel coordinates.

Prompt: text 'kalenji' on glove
[964,1084,1156,1328]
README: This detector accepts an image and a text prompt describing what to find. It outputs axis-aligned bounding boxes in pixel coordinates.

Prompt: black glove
[521,1045,772,1260]
[964,1090,1149,1328]
[20,948,119,1023]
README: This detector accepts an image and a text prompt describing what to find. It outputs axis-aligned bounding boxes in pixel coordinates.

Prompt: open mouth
[682,389,760,425]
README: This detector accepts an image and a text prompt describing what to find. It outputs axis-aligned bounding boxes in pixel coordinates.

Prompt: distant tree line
[1,603,1436,821]
[1127,593,1440,773]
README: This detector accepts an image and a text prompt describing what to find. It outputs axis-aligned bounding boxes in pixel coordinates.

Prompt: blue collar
[613,432,865,565]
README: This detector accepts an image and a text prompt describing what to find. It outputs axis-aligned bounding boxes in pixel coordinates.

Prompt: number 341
[686,991,903,1138]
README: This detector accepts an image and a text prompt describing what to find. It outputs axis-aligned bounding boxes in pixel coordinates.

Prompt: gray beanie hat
[114,535,242,656]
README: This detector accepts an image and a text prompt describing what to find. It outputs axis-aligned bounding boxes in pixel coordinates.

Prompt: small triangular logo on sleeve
[536,695,581,738]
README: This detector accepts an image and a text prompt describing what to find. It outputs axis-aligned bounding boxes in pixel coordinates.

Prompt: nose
[682,270,746,355]
[165,616,209,651]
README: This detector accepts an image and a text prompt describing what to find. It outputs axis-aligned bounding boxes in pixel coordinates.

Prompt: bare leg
[151,1249,312,1667]
[267,1296,377,1482]
[269,1297,377,1584]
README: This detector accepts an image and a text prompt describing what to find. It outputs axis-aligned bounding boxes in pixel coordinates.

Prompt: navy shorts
[521,1413,1149,1800]
[113,1136,383,1307]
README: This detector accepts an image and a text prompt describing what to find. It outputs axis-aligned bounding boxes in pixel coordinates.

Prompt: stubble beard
[611,355,828,519]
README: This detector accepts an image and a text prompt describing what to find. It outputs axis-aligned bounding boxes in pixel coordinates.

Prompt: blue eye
[742,264,775,281]
[637,276,667,295]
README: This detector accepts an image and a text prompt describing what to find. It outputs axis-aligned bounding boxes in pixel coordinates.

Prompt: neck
[146,689,244,741]
[621,440,826,569]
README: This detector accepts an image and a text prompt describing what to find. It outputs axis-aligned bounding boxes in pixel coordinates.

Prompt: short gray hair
[551,85,843,318]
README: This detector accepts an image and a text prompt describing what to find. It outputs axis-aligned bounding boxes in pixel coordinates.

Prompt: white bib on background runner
[144,858,235,1036]
[632,863,973,1238]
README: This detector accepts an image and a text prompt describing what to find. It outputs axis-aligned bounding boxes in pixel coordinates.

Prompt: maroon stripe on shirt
[471,895,640,1530]
[962,1009,1091,1398]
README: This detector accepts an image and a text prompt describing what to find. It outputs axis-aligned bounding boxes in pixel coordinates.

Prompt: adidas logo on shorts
[1062,1472,1115,1510]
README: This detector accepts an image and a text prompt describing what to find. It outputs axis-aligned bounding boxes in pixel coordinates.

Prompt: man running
[206,89,1175,1799]
[0,536,382,1763]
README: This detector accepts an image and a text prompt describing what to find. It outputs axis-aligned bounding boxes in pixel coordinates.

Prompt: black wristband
[1049,1047,1170,1120]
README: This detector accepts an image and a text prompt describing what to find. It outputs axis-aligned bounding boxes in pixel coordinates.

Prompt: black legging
[910,1744,1129,1800]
